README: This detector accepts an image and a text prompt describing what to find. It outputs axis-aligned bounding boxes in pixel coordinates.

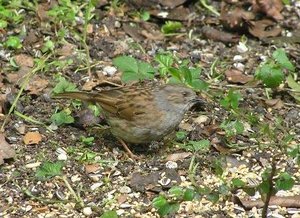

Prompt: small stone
[71,175,81,182]
[237,42,248,53]
[103,66,117,76]
[233,55,244,62]
[57,153,67,161]
[90,182,103,191]
[114,21,121,28]
[233,62,245,71]
[165,161,178,169]
[119,186,131,194]
[83,207,93,216]
[158,177,171,186]
[194,115,208,124]
[120,203,132,208]
[25,162,41,168]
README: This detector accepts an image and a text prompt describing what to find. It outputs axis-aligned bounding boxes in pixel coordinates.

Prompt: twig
[262,157,277,218]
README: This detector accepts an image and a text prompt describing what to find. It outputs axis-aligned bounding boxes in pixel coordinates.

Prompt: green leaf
[206,192,219,203]
[113,56,138,74]
[0,20,7,28]
[176,131,187,141]
[183,188,196,201]
[157,202,180,216]
[51,110,74,126]
[152,196,168,209]
[190,80,209,91]
[272,48,295,71]
[220,89,242,110]
[114,56,155,82]
[35,161,64,180]
[169,186,184,197]
[80,136,95,145]
[180,66,192,84]
[286,74,300,102]
[258,180,271,194]
[255,64,284,88]
[52,77,77,94]
[161,21,182,34]
[100,211,118,218]
[42,39,55,53]
[231,178,245,188]
[275,172,294,191]
[137,61,155,78]
[243,187,256,196]
[5,36,22,49]
[140,11,150,21]
[188,139,210,152]
[213,159,223,176]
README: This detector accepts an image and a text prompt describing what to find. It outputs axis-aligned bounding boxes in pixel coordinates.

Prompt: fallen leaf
[225,69,253,84]
[25,75,49,95]
[202,26,239,43]
[248,19,282,39]
[166,152,192,161]
[23,132,42,145]
[257,0,283,21]
[265,99,284,109]
[56,43,76,57]
[85,163,101,174]
[14,54,34,68]
[0,133,15,164]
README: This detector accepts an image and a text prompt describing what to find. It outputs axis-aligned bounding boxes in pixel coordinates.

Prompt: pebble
[158,177,171,186]
[165,161,178,169]
[237,42,248,53]
[120,203,132,208]
[57,153,67,161]
[119,186,131,194]
[103,66,117,76]
[90,182,103,191]
[83,207,93,216]
[233,62,245,71]
[233,55,244,62]
[194,115,208,124]
[25,162,41,168]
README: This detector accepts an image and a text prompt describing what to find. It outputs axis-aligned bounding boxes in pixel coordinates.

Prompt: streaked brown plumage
[54,83,201,158]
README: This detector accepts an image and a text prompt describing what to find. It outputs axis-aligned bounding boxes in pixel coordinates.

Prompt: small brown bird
[54,83,201,159]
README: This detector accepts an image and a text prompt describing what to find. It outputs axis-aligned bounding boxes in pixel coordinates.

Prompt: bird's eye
[182,91,189,96]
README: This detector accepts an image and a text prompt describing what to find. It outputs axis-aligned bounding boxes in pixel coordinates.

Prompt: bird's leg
[118,139,140,160]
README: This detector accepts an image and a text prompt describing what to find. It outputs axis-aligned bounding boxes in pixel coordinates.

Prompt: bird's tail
[53,92,95,102]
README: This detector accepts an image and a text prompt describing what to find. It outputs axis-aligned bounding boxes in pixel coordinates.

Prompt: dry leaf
[25,75,49,95]
[166,152,192,161]
[23,132,42,145]
[225,69,253,84]
[265,99,284,109]
[202,26,239,43]
[14,54,34,68]
[85,164,101,174]
[0,133,15,164]
[257,0,283,20]
[248,19,282,39]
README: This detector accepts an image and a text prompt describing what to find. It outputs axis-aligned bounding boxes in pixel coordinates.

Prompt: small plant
[80,136,95,146]
[161,21,182,34]
[4,35,22,49]
[51,108,74,126]
[153,186,197,216]
[34,161,84,207]
[220,119,244,138]
[35,161,64,181]
[52,76,77,94]
[47,0,79,26]
[220,89,242,110]
[255,48,295,88]
[113,55,155,82]
[100,210,118,218]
